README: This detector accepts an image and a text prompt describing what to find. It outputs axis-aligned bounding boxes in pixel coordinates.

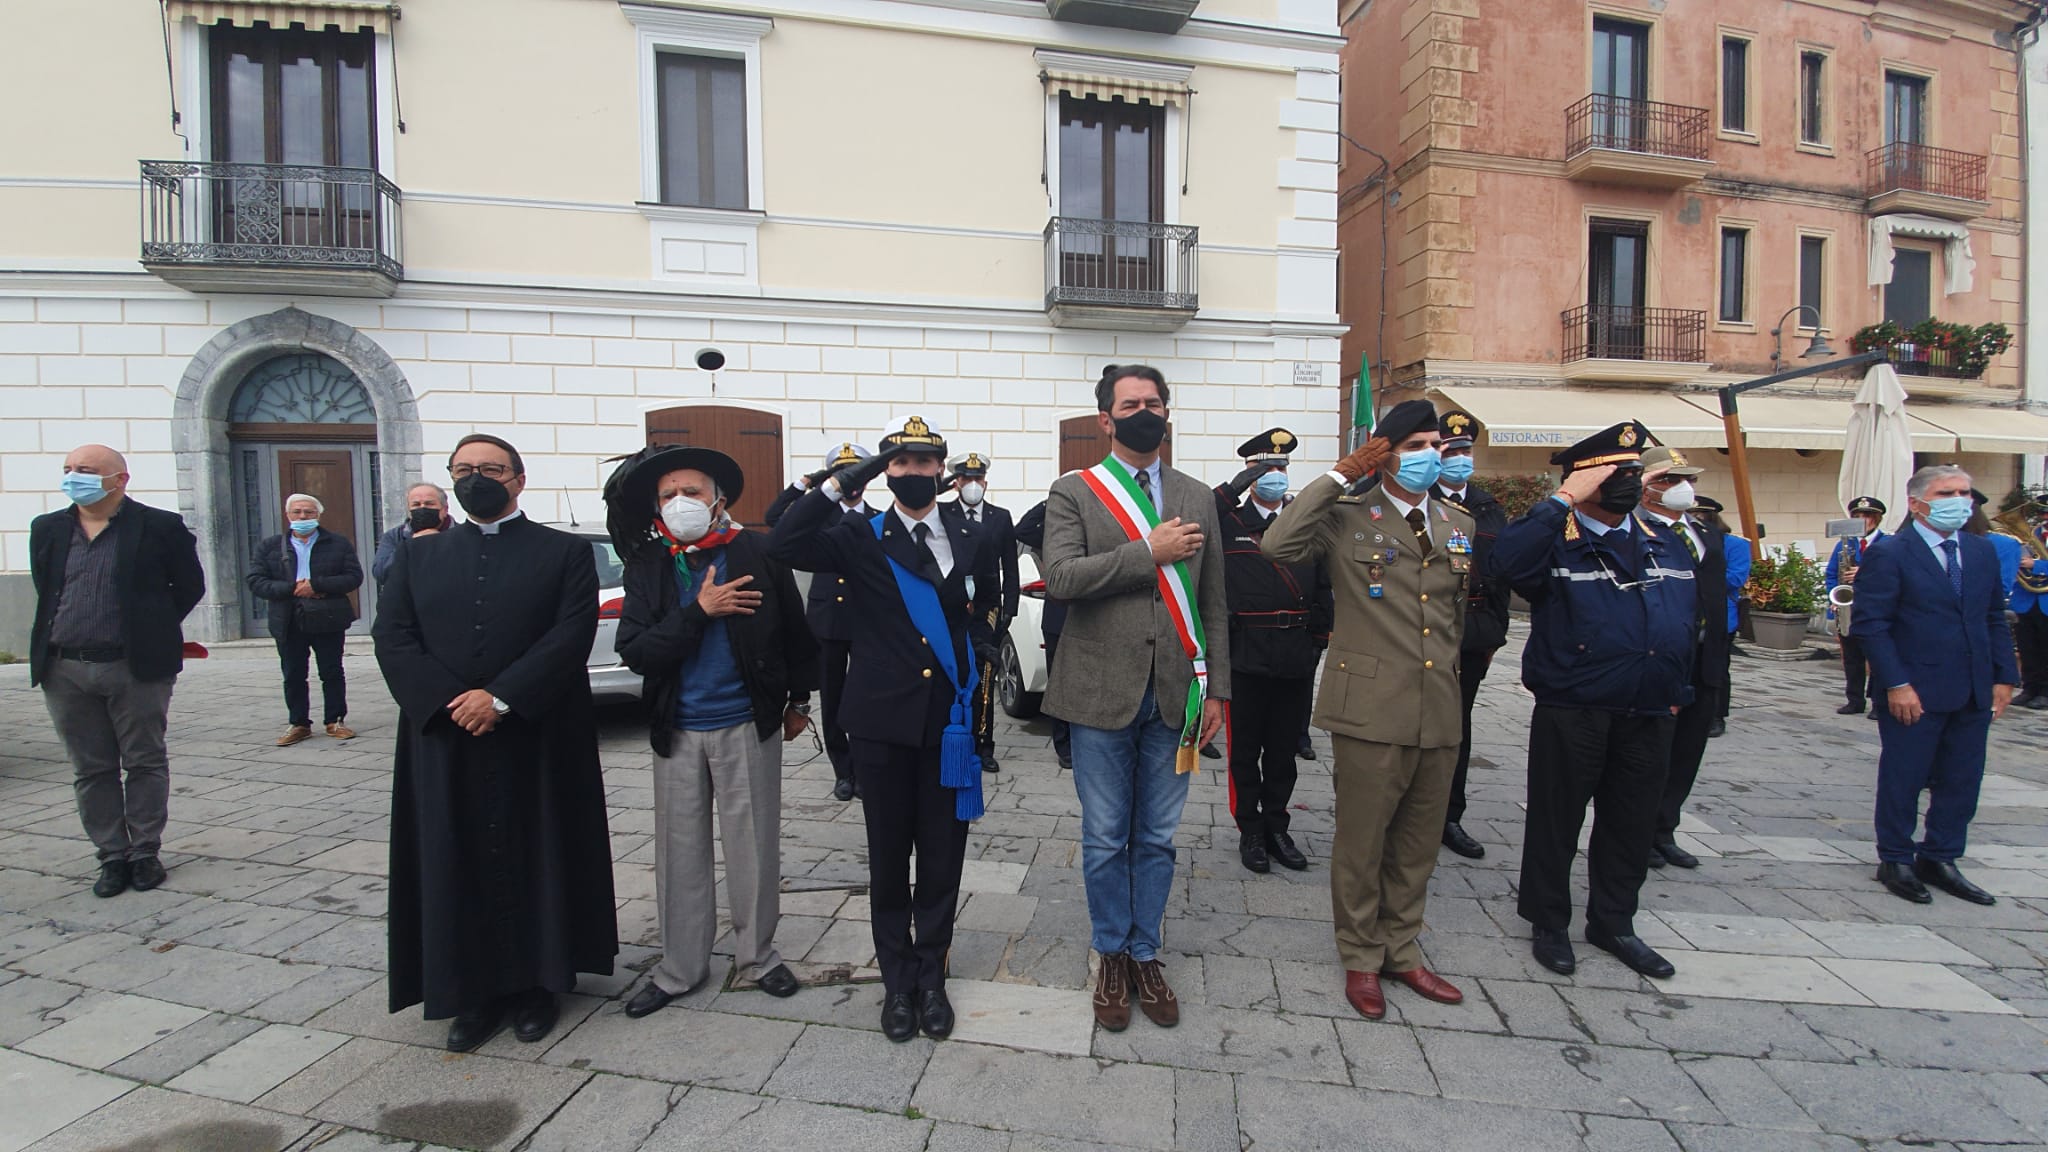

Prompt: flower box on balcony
[1849,319,2011,382]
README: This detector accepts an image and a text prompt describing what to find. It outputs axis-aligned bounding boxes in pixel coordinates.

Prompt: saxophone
[1994,503,2048,596]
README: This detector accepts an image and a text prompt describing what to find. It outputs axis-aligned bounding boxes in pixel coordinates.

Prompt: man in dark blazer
[769,416,1002,1044]
[247,492,364,746]
[31,444,205,898]
[766,443,879,800]
[1855,464,2018,906]
[1635,447,1725,870]
[942,451,1020,774]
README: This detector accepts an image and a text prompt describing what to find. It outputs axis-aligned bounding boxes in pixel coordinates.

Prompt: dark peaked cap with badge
[1371,399,1441,446]
[1237,427,1300,461]
[1551,421,1652,471]
[1439,409,1480,449]
[1847,495,1887,516]
[879,415,948,456]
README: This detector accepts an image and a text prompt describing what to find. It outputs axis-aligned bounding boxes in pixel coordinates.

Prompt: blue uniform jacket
[1490,496,1698,715]
[1721,534,1751,634]
[1855,523,2017,712]
[2011,524,2048,615]
[1823,533,1883,624]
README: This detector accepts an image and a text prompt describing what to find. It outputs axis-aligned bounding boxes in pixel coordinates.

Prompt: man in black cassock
[374,432,618,1053]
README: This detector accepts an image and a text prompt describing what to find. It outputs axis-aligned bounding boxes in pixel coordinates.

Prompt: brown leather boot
[1132,958,1180,1027]
[1092,952,1132,1032]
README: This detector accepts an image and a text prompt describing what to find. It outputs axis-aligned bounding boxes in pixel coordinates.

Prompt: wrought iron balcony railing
[1865,142,1987,204]
[140,160,402,287]
[1562,304,1707,364]
[1044,217,1198,317]
[1564,94,1711,162]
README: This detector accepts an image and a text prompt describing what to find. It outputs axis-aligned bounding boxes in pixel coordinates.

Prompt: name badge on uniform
[1369,506,1383,520]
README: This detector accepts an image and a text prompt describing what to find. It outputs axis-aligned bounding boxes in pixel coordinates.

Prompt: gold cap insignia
[1445,415,1470,435]
[966,453,986,469]
[1271,431,1294,448]
[1669,449,1688,467]
[1619,425,1639,448]
[830,442,861,466]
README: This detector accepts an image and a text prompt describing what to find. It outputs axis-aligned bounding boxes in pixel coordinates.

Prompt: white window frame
[1037,50,1189,225]
[625,4,770,214]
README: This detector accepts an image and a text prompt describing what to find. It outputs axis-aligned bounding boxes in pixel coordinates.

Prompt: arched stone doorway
[173,307,420,641]
[645,404,785,529]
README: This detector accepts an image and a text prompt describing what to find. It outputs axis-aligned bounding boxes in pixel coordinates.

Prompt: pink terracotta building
[1338,0,2046,544]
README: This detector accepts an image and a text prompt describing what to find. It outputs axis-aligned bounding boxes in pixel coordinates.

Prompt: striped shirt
[48,509,123,648]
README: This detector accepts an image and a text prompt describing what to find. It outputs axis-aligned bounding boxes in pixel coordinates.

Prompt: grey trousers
[650,722,784,995]
[41,657,176,863]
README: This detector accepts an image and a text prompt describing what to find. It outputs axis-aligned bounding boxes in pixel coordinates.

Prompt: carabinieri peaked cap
[1438,409,1479,450]
[1235,427,1300,461]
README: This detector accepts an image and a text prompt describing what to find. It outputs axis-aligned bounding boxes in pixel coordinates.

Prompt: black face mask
[1111,409,1169,454]
[408,506,443,531]
[887,473,938,510]
[1597,472,1644,515]
[453,473,513,520]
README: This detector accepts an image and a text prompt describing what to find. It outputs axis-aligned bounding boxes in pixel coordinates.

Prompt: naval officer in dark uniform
[1429,408,1510,860]
[1490,421,1696,981]
[943,451,1020,774]
[769,416,1003,1043]
[1214,427,1332,874]
[767,443,879,800]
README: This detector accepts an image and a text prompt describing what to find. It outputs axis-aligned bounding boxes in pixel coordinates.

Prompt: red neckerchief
[655,520,746,590]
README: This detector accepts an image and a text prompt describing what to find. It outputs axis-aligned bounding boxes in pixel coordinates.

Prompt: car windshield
[588,538,624,589]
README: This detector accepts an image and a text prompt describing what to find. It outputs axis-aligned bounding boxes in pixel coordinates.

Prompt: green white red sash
[1080,455,1209,767]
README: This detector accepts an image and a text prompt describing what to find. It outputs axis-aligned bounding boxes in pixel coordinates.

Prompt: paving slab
[1762,1061,2038,1143]
[521,1072,681,1152]
[540,1002,802,1091]
[1815,958,2019,1015]
[22,1087,313,1152]
[1790,919,1991,966]
[910,1045,1175,1150]
[945,978,1095,1056]
[1655,912,1830,957]
[105,1011,268,1084]
[1419,1028,1722,1123]
[1093,1001,1346,1082]
[0,1048,136,1152]
[168,1024,351,1103]
[17,992,209,1069]
[1651,951,1870,1007]
[1234,1075,1591,1152]
[640,1088,932,1152]
[761,1023,932,1112]
[308,1045,590,1152]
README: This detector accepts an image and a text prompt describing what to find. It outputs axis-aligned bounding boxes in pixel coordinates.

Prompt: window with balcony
[657,52,747,210]
[1718,226,1749,323]
[1885,71,1929,147]
[1720,36,1749,135]
[1868,67,1983,216]
[1591,17,1649,146]
[1799,235,1827,328]
[1562,216,1705,374]
[1565,16,1709,187]
[1799,50,1828,146]
[1046,92,1196,326]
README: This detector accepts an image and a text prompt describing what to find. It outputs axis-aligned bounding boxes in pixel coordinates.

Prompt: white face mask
[661,495,714,543]
[960,481,986,506]
[1659,480,1697,512]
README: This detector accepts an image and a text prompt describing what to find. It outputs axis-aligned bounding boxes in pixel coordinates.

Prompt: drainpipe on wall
[2021,7,2048,485]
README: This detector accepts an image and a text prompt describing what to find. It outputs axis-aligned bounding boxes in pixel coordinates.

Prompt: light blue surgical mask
[289,518,320,536]
[1438,454,1475,485]
[1394,448,1443,493]
[1924,496,1972,533]
[1253,472,1290,502]
[60,472,104,505]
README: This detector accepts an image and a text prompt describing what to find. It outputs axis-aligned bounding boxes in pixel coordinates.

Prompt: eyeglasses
[449,463,514,480]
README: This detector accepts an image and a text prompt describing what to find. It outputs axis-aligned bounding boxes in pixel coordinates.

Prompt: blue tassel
[940,722,978,789]
[955,781,984,822]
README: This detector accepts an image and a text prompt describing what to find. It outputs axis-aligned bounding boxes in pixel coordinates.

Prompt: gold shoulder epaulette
[1336,494,1364,504]
[1563,514,1580,542]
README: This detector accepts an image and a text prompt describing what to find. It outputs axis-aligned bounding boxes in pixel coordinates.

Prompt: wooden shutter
[644,405,785,530]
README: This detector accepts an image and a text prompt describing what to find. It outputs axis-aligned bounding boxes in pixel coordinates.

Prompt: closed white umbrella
[1839,361,1914,533]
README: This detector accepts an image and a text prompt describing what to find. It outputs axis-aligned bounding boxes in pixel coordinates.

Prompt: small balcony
[1560,304,1709,383]
[1044,217,1198,331]
[140,160,403,297]
[1044,0,1198,34]
[1563,95,1713,189]
[1865,142,1988,221]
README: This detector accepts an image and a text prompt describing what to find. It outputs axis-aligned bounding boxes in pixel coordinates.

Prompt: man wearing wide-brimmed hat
[607,444,819,1018]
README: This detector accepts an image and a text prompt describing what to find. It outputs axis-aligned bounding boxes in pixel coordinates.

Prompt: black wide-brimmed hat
[602,444,745,554]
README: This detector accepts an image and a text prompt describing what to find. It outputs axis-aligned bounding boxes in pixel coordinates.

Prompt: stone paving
[6,628,2048,1150]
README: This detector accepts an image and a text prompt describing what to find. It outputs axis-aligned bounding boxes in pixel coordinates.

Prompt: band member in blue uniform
[1491,421,1696,981]
[1826,496,1888,716]
[768,416,1002,1042]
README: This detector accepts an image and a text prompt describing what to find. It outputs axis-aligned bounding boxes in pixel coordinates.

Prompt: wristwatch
[490,695,510,716]
[790,702,812,716]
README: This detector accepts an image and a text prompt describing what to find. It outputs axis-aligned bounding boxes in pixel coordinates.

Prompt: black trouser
[820,639,853,782]
[851,737,969,995]
[1226,670,1312,834]
[2015,609,2048,694]
[1044,632,1071,763]
[1840,634,1871,706]
[972,636,998,753]
[1656,682,1725,840]
[1445,646,1496,825]
[1715,634,1734,719]
[278,626,346,726]
[1518,704,1674,938]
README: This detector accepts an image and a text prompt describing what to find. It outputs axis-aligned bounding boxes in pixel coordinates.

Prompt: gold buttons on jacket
[922,669,933,678]
[1422,627,1431,636]
[1425,660,1435,669]
[1420,594,1430,603]
[920,637,928,645]
[1338,661,1347,670]
[835,596,844,603]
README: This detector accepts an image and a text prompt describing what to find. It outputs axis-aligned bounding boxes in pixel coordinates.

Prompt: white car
[559,524,642,702]
[998,551,1049,718]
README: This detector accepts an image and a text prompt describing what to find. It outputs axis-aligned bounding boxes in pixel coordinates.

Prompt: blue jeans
[1069,685,1190,962]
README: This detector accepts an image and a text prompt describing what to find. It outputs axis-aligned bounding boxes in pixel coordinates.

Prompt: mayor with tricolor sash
[1043,364,1230,1034]
[768,414,1003,1044]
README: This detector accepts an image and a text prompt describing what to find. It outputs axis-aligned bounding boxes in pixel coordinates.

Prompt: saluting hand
[1555,463,1617,507]
[698,572,763,617]
[1334,436,1392,483]
[1148,517,1204,564]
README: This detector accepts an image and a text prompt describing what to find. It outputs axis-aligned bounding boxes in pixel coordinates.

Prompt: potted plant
[1850,319,2013,379]
[1746,547,1824,650]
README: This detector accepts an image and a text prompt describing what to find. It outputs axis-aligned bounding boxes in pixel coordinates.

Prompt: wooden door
[644,406,785,529]
[276,448,360,617]
[1058,414,1173,475]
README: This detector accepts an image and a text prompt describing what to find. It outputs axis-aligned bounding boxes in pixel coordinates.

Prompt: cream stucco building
[0,0,1344,646]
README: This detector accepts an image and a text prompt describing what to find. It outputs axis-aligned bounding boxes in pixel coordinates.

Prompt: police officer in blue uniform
[1491,421,1696,980]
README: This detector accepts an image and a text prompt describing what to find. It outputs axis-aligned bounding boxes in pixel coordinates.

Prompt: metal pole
[1715,348,1885,560]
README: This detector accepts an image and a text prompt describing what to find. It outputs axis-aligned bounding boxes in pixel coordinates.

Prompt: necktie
[1135,468,1154,510]
[1406,508,1433,555]
[1679,522,1700,562]
[913,522,938,576]
[1942,538,1962,596]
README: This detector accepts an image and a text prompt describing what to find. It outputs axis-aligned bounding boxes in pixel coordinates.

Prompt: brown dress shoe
[277,725,312,747]
[325,722,355,740]
[1345,971,1385,1020]
[1132,958,1180,1027]
[1092,952,1132,1032]
[1385,965,1463,1005]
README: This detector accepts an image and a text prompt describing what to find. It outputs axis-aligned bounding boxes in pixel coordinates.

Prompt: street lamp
[1769,305,1835,366]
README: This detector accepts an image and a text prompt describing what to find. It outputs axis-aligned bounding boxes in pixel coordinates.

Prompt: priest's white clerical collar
[477,509,525,535]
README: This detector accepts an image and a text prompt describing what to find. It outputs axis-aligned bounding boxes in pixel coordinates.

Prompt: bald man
[30,445,206,898]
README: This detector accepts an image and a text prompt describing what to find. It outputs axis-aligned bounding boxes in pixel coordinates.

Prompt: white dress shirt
[1911,517,1962,570]
[1380,486,1434,545]
[894,505,955,577]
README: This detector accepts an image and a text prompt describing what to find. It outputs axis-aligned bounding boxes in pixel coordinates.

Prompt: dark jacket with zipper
[615,528,820,756]
[247,530,364,639]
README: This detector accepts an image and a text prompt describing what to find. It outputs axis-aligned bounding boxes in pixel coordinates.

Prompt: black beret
[1372,400,1440,447]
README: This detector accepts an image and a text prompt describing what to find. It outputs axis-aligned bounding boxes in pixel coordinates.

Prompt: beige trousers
[1329,734,1457,973]
[651,722,783,994]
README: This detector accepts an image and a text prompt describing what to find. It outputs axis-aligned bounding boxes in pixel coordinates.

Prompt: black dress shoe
[919,988,954,1039]
[1836,701,1866,715]
[832,778,855,802]
[1654,841,1700,869]
[1914,858,1996,905]
[1200,742,1222,760]
[880,993,919,1042]
[129,856,166,891]
[1706,719,1726,738]
[1644,849,1666,869]
[2027,695,2048,711]
[1296,735,1317,761]
[1586,929,1676,979]
[756,964,800,998]
[625,983,678,1018]
[979,746,1000,774]
[1531,927,1576,975]
[92,860,130,899]
[447,1002,506,1052]
[1266,829,1308,871]
[1877,861,1932,904]
[1239,830,1270,874]
[1441,822,1485,859]
[511,990,558,1043]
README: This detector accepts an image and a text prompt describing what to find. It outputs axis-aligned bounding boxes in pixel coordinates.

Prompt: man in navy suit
[1854,464,2017,906]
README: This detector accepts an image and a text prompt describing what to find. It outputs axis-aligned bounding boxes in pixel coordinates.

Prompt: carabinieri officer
[1490,421,1696,981]
[768,416,1002,1044]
